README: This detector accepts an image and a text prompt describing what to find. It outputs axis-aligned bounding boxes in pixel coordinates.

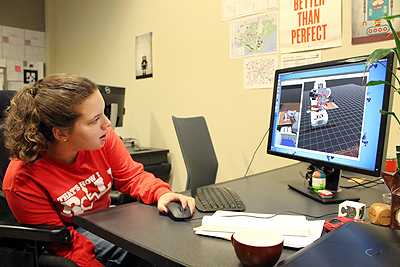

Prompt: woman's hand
[158,192,195,215]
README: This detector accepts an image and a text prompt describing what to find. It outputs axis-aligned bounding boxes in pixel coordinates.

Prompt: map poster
[230,12,278,59]
[244,55,278,89]
[352,0,400,44]
[279,0,342,53]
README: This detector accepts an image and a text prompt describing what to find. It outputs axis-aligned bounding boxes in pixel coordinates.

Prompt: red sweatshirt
[3,128,172,266]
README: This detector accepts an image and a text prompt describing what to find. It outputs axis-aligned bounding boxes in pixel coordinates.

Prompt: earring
[63,139,67,142]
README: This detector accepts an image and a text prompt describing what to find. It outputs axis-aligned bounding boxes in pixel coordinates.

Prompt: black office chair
[172,116,218,192]
[0,90,78,267]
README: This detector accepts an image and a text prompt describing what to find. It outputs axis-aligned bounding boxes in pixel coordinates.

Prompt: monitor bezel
[266,53,395,178]
[98,85,126,128]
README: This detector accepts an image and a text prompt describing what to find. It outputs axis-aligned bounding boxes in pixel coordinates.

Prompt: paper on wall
[2,26,24,45]
[6,60,23,81]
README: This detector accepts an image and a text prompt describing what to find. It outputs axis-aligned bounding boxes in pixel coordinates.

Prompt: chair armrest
[109,190,137,205]
[109,190,125,205]
[38,254,79,267]
[0,222,71,243]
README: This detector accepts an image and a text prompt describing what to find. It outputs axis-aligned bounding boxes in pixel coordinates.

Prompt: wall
[0,0,44,31]
[45,0,400,192]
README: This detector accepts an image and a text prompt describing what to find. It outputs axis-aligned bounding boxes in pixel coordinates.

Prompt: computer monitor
[266,53,395,203]
[97,85,125,128]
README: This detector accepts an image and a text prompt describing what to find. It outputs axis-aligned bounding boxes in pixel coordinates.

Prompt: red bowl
[231,229,283,267]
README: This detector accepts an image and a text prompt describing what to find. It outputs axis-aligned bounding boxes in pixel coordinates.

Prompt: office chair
[0,90,78,267]
[172,116,218,193]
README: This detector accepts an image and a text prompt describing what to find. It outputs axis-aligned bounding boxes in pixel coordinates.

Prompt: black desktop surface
[279,221,400,266]
[72,162,388,267]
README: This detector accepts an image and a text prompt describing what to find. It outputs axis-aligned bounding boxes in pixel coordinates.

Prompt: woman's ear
[52,127,69,142]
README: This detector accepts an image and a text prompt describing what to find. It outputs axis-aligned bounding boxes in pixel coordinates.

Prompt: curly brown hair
[4,73,98,164]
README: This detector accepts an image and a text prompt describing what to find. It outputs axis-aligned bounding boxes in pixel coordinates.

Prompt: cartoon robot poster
[352,0,400,44]
[135,32,153,79]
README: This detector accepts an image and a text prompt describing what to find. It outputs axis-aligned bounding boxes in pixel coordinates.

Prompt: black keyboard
[195,187,246,212]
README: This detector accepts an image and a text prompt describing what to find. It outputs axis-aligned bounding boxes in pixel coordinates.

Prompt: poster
[135,32,153,79]
[352,0,400,44]
[279,0,342,53]
[230,12,278,59]
[244,55,278,89]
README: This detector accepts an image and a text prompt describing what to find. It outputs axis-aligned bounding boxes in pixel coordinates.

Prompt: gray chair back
[172,116,218,192]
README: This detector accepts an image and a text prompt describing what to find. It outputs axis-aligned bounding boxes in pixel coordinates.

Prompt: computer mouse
[166,201,192,221]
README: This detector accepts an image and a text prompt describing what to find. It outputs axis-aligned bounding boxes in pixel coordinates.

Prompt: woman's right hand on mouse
[158,192,195,215]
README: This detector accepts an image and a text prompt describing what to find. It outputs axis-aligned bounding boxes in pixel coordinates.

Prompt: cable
[190,210,338,221]
[244,128,270,177]
[280,210,338,219]
[340,175,384,189]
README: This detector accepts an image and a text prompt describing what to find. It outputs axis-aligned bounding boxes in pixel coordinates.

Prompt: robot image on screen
[309,79,332,127]
[267,53,395,204]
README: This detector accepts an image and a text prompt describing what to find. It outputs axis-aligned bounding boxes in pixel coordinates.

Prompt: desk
[72,162,388,266]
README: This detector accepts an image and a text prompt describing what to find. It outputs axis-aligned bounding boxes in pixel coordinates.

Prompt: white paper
[0,69,4,90]
[0,57,5,68]
[7,81,23,90]
[198,212,310,236]
[222,0,278,21]
[24,30,45,47]
[283,220,325,248]
[24,30,46,62]
[6,60,23,81]
[281,51,322,68]
[0,26,2,59]
[194,211,325,248]
[2,26,24,45]
[25,46,46,62]
[3,43,25,60]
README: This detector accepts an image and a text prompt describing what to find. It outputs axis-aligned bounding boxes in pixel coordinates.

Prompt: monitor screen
[266,54,394,202]
[98,85,125,128]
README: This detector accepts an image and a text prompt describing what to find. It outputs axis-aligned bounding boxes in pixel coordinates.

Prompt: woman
[2,74,195,267]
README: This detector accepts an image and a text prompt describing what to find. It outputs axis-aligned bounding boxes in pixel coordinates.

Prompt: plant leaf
[364,79,398,89]
[384,14,400,20]
[365,49,393,68]
[383,14,400,61]
[380,110,400,125]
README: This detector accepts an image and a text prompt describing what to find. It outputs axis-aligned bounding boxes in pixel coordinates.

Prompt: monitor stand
[288,166,360,204]
[288,183,360,204]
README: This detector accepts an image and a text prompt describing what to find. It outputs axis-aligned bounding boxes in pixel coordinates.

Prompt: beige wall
[45,0,400,191]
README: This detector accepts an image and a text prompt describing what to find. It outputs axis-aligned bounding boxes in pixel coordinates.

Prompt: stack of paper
[194,211,325,248]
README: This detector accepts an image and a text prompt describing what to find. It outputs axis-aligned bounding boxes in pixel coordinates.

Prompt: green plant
[365,13,400,124]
